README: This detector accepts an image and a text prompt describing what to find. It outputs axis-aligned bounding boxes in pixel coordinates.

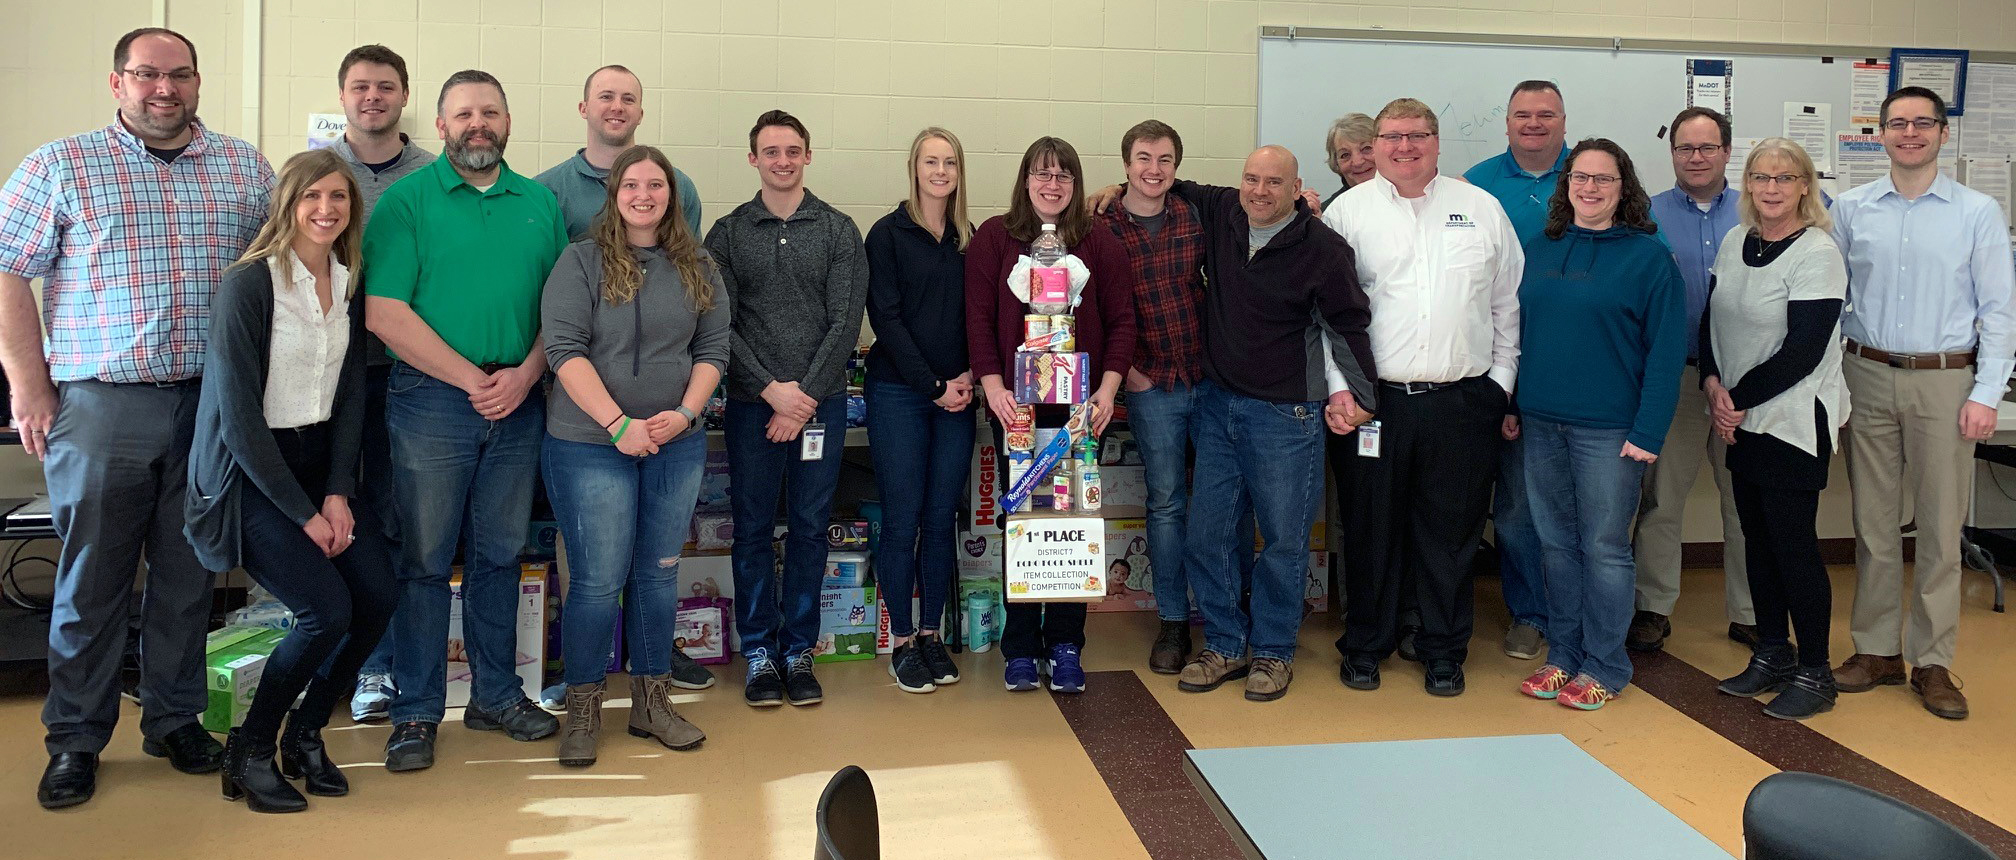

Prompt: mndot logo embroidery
[1446,213,1476,228]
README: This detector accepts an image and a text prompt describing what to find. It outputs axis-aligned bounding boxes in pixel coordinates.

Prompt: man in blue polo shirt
[1630,106,1756,654]
[1462,80,1568,663]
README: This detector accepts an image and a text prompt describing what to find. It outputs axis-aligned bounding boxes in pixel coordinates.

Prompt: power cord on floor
[2,539,55,612]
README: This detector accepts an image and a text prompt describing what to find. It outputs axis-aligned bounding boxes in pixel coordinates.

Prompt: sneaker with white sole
[350,673,395,723]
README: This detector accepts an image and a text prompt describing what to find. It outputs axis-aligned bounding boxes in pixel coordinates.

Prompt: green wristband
[611,417,631,443]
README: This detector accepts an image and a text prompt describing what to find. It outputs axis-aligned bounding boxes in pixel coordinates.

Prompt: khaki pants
[1632,365,1754,623]
[1842,354,1974,668]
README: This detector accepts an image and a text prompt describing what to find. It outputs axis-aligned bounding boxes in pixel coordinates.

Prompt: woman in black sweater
[185,149,396,811]
[865,128,975,694]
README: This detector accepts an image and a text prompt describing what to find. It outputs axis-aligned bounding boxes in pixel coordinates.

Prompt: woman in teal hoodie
[1511,138,1687,710]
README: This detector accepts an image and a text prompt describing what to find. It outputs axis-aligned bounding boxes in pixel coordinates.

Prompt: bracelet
[611,417,631,443]
[603,415,623,431]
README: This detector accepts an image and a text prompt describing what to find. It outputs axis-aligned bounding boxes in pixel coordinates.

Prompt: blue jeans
[384,363,543,723]
[1495,436,1547,633]
[866,377,973,637]
[1522,418,1645,692]
[726,394,848,659]
[545,432,706,685]
[1184,381,1325,662]
[1128,380,1201,622]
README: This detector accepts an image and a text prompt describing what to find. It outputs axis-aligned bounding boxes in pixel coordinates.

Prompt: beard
[120,99,196,144]
[445,127,507,172]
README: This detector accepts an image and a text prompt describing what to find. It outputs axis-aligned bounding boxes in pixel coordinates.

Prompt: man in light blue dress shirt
[1829,86,2016,721]
[1462,80,1570,661]
[1629,107,1756,654]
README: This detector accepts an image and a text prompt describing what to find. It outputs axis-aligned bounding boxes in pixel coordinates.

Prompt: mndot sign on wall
[1003,514,1105,602]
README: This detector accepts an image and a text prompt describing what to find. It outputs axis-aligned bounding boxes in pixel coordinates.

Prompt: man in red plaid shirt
[0,28,273,809]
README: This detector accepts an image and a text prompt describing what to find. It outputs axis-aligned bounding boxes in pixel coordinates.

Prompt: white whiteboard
[1258,32,1874,200]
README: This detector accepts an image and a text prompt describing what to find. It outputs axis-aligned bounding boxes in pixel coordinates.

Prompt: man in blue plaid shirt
[0,27,273,810]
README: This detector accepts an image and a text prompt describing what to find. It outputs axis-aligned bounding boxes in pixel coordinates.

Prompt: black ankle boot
[280,718,349,797]
[222,728,308,813]
[1717,646,1795,698]
[1763,664,1838,721]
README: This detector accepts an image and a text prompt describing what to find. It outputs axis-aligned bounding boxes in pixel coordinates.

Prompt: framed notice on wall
[1889,48,1970,116]
[1003,514,1106,602]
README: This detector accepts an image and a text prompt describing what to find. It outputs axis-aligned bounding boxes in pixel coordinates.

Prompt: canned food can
[1049,314,1075,352]
[1023,314,1052,344]
[1008,403,1035,433]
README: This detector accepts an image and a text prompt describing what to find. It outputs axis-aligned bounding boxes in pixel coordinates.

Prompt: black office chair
[814,765,880,860]
[1743,771,1997,860]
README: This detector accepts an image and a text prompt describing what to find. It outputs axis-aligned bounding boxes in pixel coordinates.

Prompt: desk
[1961,402,2016,611]
[1183,735,1730,860]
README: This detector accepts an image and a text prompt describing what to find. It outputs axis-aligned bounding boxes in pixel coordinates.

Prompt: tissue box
[446,564,547,709]
[1014,352,1091,404]
[694,512,734,551]
[675,596,733,664]
[203,626,284,733]
[814,585,877,663]
[824,551,872,587]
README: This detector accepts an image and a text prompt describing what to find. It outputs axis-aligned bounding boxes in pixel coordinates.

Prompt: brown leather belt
[1844,339,1975,370]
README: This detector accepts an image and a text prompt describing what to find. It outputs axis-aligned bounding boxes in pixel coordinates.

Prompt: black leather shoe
[1424,659,1466,697]
[142,723,224,774]
[384,721,437,773]
[1717,646,1795,698]
[280,720,348,797]
[1727,622,1761,650]
[221,728,307,813]
[1339,654,1382,690]
[37,752,97,809]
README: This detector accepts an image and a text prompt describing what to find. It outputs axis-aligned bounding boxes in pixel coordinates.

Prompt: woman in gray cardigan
[185,150,396,812]
[542,146,730,766]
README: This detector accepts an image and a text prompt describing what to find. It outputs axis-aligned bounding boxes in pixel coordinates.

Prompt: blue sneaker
[1004,658,1041,691]
[1047,644,1086,693]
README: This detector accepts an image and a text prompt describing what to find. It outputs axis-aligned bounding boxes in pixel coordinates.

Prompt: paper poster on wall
[1963,158,2013,223]
[1686,58,1733,115]
[1956,63,2016,160]
[1783,103,1833,174]
[306,114,346,150]
[1726,137,1761,186]
[1837,134,1888,190]
[1850,62,1891,128]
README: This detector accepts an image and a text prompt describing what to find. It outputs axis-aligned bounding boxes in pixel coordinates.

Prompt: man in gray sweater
[702,110,868,708]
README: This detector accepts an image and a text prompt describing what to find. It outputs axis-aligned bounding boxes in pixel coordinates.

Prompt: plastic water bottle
[1031,223,1066,266]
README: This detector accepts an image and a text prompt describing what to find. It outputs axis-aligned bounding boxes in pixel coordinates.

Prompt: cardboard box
[814,585,877,662]
[1091,518,1157,612]
[873,588,926,654]
[203,626,284,733]
[1013,352,1091,404]
[824,551,872,587]
[446,564,547,709]
[1100,464,1147,511]
[967,419,1004,535]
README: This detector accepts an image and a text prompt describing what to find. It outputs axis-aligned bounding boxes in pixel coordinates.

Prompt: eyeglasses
[1510,112,1561,122]
[1747,173,1805,186]
[1568,172,1620,187]
[1672,144,1724,157]
[1376,132,1436,144]
[118,67,198,85]
[1881,117,1944,132]
[1028,170,1075,185]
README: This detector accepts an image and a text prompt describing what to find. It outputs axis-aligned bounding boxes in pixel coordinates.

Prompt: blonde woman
[1701,138,1849,721]
[543,145,729,766]
[867,128,976,694]
[186,149,395,812]
[1322,113,1378,207]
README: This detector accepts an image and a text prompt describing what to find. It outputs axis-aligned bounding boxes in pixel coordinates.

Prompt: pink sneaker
[1519,665,1571,700]
[1557,674,1617,710]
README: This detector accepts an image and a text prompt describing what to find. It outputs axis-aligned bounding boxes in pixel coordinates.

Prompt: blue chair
[1743,771,1996,860]
[814,765,879,860]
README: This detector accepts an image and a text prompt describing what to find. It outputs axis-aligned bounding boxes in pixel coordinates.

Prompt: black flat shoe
[37,752,97,810]
[1339,654,1382,691]
[280,721,348,797]
[1424,660,1466,697]
[142,723,223,774]
[1717,647,1795,698]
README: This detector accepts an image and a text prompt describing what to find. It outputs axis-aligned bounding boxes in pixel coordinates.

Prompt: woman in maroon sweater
[964,136,1137,694]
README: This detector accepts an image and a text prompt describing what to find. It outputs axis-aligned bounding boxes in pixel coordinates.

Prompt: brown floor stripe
[1631,648,2014,858]
[1049,670,1246,860]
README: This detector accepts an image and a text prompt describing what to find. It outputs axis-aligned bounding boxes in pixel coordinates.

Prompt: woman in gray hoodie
[541,146,730,767]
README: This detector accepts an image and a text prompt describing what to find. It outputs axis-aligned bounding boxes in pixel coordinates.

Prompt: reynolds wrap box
[446,564,547,709]
[203,626,284,733]
[814,585,876,663]
[1092,518,1157,612]
[1014,352,1091,404]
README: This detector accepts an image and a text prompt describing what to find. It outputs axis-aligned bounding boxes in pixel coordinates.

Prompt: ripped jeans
[544,431,708,685]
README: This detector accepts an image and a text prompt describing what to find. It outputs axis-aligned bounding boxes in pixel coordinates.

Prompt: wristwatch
[674,405,700,425]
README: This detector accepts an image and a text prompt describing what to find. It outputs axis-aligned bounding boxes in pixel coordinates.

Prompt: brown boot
[1244,657,1292,702]
[1910,666,1968,720]
[1831,653,1905,693]
[556,682,604,767]
[629,673,705,751]
[1176,650,1249,693]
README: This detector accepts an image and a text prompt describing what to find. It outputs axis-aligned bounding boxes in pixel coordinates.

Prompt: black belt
[1380,380,1460,395]
[476,362,514,375]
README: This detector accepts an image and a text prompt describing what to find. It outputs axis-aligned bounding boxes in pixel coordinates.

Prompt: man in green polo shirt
[362,68,567,773]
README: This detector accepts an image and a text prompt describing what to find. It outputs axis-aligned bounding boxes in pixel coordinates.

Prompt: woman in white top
[186,150,395,811]
[1699,138,1848,721]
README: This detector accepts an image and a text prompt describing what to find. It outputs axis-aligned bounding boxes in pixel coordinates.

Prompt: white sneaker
[350,673,395,723]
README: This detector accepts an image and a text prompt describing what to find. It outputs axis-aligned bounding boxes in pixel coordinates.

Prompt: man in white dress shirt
[1321,98,1524,697]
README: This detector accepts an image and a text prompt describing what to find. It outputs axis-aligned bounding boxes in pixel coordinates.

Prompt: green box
[815,585,876,663]
[202,626,284,734]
